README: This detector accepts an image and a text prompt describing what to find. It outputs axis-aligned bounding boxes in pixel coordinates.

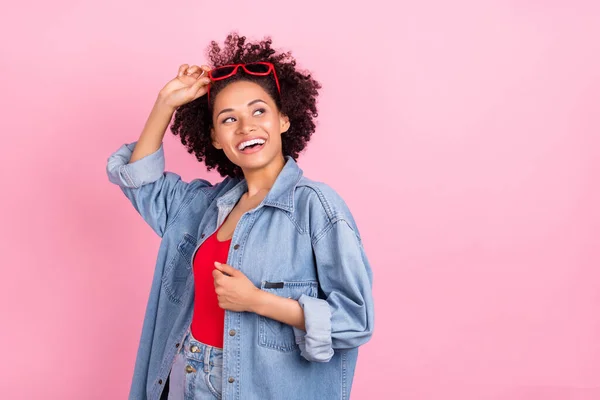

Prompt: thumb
[191,76,210,91]
[214,261,236,276]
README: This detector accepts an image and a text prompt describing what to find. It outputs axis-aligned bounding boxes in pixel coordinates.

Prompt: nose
[237,115,257,135]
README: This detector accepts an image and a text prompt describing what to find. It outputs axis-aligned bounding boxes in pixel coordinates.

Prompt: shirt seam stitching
[164,182,207,234]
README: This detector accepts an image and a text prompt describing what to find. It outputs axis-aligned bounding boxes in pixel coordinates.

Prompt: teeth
[238,138,266,150]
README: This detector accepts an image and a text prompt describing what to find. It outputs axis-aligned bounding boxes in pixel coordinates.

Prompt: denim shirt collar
[216,156,303,213]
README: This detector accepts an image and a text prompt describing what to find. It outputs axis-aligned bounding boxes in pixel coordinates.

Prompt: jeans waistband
[183,329,224,359]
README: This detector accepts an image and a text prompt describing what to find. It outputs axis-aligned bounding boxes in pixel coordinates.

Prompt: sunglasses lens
[211,66,236,79]
[245,63,270,74]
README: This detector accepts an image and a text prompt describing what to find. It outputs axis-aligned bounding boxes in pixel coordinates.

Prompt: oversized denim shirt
[106,141,375,400]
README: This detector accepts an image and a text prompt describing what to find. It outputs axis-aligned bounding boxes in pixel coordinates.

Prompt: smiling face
[210,80,290,176]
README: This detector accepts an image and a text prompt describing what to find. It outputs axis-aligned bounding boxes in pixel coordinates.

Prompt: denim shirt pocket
[258,280,319,352]
[161,233,196,304]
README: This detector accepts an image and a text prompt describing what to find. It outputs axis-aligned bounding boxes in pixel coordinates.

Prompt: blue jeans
[167,330,224,400]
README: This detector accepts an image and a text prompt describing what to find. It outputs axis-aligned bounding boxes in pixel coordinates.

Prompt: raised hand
[158,64,212,110]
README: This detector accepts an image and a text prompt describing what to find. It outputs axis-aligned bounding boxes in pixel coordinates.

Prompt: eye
[253,108,266,116]
[221,116,236,124]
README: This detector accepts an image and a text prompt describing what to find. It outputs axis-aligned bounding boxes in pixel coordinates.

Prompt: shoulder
[294,175,361,237]
[295,177,351,221]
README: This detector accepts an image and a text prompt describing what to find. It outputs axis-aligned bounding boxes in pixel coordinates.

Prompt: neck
[241,154,286,197]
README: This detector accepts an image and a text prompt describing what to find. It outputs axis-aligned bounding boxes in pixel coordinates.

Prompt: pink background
[1,1,599,399]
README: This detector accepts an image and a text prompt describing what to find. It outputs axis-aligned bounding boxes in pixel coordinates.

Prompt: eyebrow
[216,99,268,118]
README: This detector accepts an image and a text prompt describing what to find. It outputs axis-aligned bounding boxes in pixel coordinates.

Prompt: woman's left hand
[212,262,261,312]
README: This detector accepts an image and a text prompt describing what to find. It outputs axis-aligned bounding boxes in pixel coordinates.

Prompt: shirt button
[186,365,195,373]
[191,345,199,353]
[201,234,205,238]
[229,329,236,336]
[175,343,180,348]
[233,244,240,250]
[158,379,163,384]
[228,377,235,383]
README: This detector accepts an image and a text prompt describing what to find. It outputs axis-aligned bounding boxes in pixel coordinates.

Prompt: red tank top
[190,229,231,348]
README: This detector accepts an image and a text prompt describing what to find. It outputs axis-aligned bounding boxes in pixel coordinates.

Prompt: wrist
[249,288,268,315]
[155,93,176,114]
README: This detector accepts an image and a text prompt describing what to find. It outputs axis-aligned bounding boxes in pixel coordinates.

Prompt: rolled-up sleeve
[106,141,204,237]
[107,142,166,188]
[293,219,374,362]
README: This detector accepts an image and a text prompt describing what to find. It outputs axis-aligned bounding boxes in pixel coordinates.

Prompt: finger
[214,261,236,276]
[200,65,212,80]
[214,262,232,277]
[212,269,221,281]
[189,78,210,99]
[191,77,210,90]
[178,64,190,77]
[187,65,204,79]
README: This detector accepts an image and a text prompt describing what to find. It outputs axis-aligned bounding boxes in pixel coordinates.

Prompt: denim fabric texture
[168,330,223,400]
[106,142,375,400]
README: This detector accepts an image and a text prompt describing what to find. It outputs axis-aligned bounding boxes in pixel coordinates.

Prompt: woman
[107,33,374,400]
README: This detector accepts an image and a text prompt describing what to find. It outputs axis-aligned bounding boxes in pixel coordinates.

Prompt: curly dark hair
[169,32,322,178]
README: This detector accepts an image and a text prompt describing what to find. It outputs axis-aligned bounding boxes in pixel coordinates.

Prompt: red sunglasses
[207,62,281,102]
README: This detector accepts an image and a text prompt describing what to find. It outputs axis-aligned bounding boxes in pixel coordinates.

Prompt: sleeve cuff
[293,294,334,362]
[106,141,165,188]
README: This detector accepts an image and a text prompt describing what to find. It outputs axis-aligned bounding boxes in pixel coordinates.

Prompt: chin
[239,159,270,171]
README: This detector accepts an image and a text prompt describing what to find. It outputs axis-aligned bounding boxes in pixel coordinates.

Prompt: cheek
[213,126,232,142]
[260,116,279,131]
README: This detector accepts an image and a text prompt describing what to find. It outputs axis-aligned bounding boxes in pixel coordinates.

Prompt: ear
[211,127,223,149]
[280,113,290,134]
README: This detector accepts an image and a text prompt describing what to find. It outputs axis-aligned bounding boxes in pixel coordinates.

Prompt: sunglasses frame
[207,62,281,102]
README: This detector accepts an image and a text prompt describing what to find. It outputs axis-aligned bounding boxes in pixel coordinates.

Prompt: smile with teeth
[238,138,266,151]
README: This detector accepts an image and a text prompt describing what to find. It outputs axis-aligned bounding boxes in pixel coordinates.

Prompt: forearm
[130,95,175,163]
[251,289,306,331]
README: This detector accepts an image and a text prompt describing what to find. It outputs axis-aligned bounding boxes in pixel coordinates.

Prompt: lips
[237,136,267,153]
